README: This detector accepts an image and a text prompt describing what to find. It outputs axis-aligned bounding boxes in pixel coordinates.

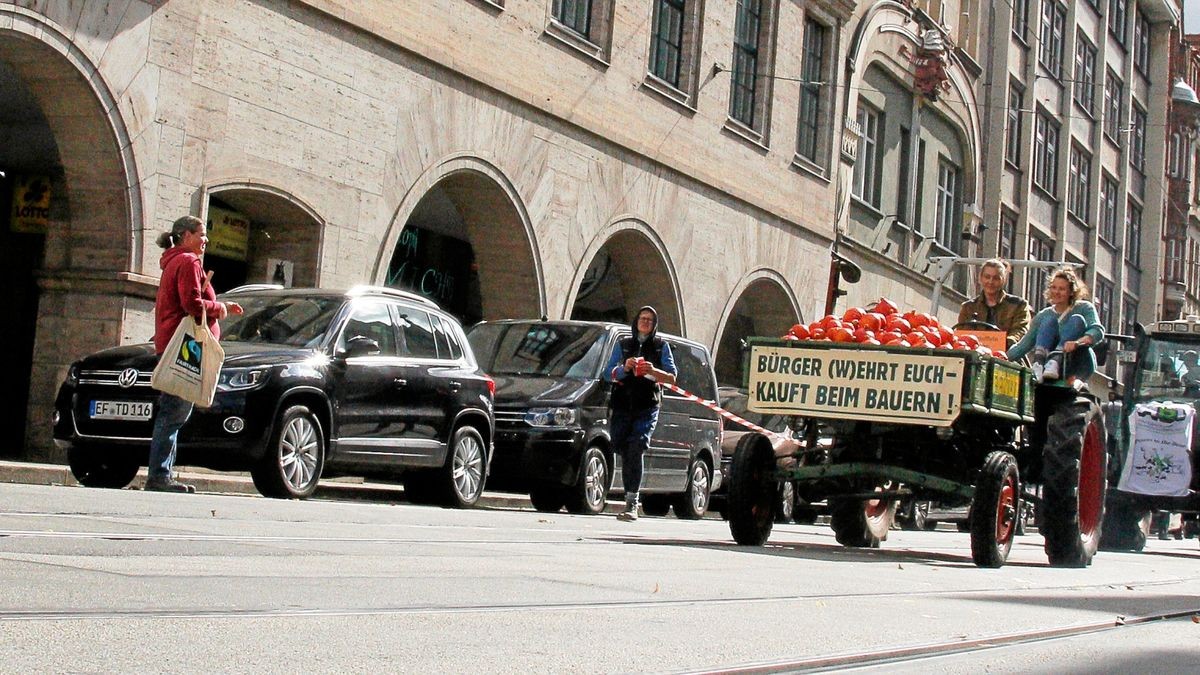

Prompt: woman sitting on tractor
[1008,266,1105,384]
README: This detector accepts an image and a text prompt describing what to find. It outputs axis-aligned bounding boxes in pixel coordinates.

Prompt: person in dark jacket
[604,306,677,521]
[957,258,1031,349]
[147,215,242,493]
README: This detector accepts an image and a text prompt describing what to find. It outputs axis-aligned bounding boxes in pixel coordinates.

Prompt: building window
[730,0,765,128]
[1006,83,1024,167]
[1095,277,1115,326]
[1108,0,1127,45]
[1033,111,1059,194]
[1133,11,1150,78]
[1104,70,1123,142]
[853,105,883,208]
[1122,295,1138,336]
[1000,210,1017,260]
[935,158,961,252]
[553,0,593,37]
[1125,200,1141,266]
[1130,103,1146,173]
[1012,0,1029,40]
[1026,232,1054,307]
[1038,1,1065,78]
[1073,38,1097,115]
[1166,237,1186,282]
[796,17,828,164]
[649,0,685,87]
[1099,172,1118,243]
[1068,145,1091,221]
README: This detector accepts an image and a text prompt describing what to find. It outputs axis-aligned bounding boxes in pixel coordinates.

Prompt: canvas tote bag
[151,273,225,407]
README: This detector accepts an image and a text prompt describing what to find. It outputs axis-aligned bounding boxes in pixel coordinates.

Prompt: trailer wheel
[830,485,895,548]
[727,434,776,546]
[1099,500,1150,552]
[970,451,1019,568]
[1042,395,1108,567]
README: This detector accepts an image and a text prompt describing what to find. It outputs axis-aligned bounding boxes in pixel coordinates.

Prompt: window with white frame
[1095,277,1115,326]
[1000,210,1017,261]
[852,105,883,208]
[1130,102,1146,173]
[1026,232,1054,307]
[796,17,829,164]
[935,158,961,252]
[1068,145,1091,221]
[649,0,686,87]
[1108,0,1127,44]
[554,0,594,38]
[1166,237,1185,282]
[1006,83,1024,166]
[1012,0,1029,40]
[1126,199,1142,266]
[1122,295,1138,336]
[1034,111,1059,194]
[1038,1,1065,78]
[1074,37,1097,115]
[1104,70,1123,142]
[1099,172,1118,242]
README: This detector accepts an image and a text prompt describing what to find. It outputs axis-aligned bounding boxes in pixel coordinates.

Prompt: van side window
[396,308,438,359]
[672,343,717,401]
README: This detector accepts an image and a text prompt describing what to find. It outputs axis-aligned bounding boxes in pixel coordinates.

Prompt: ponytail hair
[156,215,204,249]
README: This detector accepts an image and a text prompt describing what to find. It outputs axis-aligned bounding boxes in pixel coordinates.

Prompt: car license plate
[90,400,153,421]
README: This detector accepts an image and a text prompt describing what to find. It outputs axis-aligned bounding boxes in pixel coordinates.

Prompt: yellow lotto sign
[746,344,966,426]
[206,204,250,261]
[11,175,51,234]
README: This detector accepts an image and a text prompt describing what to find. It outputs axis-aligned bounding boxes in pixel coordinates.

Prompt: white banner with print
[1117,402,1195,497]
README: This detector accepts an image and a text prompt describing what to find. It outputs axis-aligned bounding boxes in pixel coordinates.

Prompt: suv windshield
[1132,336,1200,403]
[469,323,608,378]
[219,294,344,348]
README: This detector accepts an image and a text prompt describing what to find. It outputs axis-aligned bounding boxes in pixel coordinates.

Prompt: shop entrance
[203,187,324,293]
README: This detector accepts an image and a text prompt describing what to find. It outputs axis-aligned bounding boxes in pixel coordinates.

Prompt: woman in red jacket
[147,215,243,493]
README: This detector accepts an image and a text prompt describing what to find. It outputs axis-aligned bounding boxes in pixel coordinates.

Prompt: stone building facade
[1163,28,1200,321]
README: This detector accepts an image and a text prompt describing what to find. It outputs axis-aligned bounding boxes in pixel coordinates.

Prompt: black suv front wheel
[252,404,325,499]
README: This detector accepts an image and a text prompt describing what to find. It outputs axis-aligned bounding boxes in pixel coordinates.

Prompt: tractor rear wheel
[1041,395,1107,567]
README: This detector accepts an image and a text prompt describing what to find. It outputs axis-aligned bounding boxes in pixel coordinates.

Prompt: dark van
[466,320,722,518]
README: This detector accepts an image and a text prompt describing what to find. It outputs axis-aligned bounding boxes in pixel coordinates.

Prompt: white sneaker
[1032,363,1045,382]
[617,508,638,522]
[1043,359,1060,381]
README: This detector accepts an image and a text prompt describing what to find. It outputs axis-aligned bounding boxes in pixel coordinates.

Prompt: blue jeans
[148,393,194,480]
[610,407,659,502]
[1034,315,1094,380]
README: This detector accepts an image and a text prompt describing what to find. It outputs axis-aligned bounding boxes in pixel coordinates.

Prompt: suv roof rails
[224,283,285,294]
[347,285,439,309]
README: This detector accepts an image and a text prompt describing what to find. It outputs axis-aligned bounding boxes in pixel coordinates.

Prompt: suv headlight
[64,363,80,386]
[217,367,269,392]
[524,407,578,428]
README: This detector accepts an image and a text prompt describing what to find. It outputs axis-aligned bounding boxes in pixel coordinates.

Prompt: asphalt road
[1,482,1198,673]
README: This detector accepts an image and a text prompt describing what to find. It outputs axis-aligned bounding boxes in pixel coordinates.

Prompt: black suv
[54,285,494,505]
[466,319,722,518]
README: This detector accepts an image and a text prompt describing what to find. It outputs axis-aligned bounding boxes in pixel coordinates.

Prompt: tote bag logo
[174,336,203,375]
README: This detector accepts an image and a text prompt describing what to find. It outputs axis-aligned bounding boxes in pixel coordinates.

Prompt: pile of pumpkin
[783,297,1008,359]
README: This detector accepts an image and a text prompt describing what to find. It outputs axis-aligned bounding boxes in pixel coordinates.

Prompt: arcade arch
[712,274,802,387]
[567,224,682,335]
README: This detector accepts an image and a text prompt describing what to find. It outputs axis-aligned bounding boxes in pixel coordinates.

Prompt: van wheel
[674,457,711,520]
[251,405,324,499]
[529,484,565,513]
[565,447,609,515]
[68,445,139,489]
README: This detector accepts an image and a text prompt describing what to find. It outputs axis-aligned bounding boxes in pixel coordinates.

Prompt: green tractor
[1099,316,1200,552]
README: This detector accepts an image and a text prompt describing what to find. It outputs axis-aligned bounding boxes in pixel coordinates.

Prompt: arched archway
[712,273,801,387]
[0,14,142,459]
[567,222,683,335]
[377,157,543,325]
[202,182,325,293]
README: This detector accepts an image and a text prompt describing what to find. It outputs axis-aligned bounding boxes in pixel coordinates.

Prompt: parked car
[709,387,820,524]
[54,285,494,505]
[466,319,722,517]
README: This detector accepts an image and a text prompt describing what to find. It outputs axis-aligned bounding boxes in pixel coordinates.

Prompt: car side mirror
[344,336,381,358]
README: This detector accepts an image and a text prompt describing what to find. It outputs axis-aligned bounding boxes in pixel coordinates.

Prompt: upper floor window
[1073,37,1097,115]
[935,158,961,253]
[549,0,614,59]
[649,0,686,87]
[1099,172,1118,243]
[1108,0,1127,45]
[1068,145,1091,221]
[554,0,593,37]
[852,104,883,209]
[1125,200,1142,266]
[1033,111,1060,194]
[1012,0,1030,40]
[1130,103,1147,173]
[730,0,776,133]
[1006,82,1024,167]
[1038,1,1065,78]
[796,17,829,165]
[1104,70,1123,142]
[1095,277,1115,327]
[1133,12,1150,78]
[999,210,1017,261]
[1026,232,1055,307]
[1122,296,1138,336]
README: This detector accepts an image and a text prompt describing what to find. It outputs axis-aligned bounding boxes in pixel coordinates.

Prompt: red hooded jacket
[154,247,223,354]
